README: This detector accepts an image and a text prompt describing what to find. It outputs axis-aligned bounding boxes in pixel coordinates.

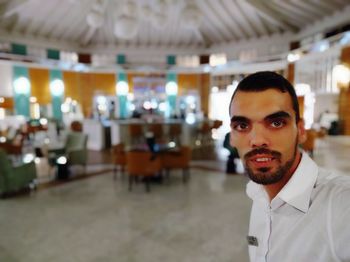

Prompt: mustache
[244,147,281,160]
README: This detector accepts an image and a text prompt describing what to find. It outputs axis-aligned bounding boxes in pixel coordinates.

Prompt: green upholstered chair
[48,132,88,169]
[0,149,37,196]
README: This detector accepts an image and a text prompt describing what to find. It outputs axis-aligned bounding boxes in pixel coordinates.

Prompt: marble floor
[0,136,349,262]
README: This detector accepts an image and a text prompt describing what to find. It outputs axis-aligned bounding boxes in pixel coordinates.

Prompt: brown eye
[270,119,285,128]
[234,122,249,131]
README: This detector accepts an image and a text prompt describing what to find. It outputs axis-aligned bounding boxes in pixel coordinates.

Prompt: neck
[263,151,302,202]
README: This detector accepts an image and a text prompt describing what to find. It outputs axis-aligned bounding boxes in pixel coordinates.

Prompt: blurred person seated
[223,132,239,174]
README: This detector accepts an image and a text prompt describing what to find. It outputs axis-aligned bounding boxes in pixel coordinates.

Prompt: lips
[249,155,275,168]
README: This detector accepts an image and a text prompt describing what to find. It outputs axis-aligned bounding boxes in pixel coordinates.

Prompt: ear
[297,119,307,144]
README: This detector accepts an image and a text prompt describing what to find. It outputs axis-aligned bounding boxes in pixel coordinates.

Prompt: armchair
[111,143,126,180]
[0,149,37,196]
[48,132,88,169]
[126,150,161,192]
[161,146,192,183]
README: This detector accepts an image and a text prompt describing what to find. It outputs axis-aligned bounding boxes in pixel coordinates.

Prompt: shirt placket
[256,202,271,262]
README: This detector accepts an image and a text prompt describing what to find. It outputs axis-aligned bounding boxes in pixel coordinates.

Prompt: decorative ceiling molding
[296,4,350,40]
[0,0,348,62]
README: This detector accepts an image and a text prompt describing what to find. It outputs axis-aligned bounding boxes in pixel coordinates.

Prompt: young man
[229,71,350,262]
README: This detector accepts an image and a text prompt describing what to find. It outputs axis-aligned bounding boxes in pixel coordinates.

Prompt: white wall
[314,93,338,122]
[0,63,13,97]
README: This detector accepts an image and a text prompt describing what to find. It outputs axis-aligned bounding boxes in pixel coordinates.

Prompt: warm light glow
[39,118,48,125]
[158,102,167,112]
[333,64,350,85]
[57,156,67,165]
[96,95,107,105]
[50,79,65,96]
[211,86,219,93]
[0,108,5,119]
[209,53,227,66]
[14,77,30,94]
[143,101,152,110]
[0,97,4,103]
[23,153,34,163]
[33,103,40,119]
[116,81,129,95]
[96,95,107,112]
[165,81,178,95]
[185,95,196,104]
[185,113,196,124]
[168,141,176,148]
[61,103,70,113]
[287,53,300,62]
[295,83,311,96]
[30,96,37,103]
[295,83,314,129]
[97,104,107,111]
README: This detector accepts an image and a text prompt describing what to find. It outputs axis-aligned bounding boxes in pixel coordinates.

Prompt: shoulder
[316,168,350,192]
[322,174,350,260]
[314,169,350,211]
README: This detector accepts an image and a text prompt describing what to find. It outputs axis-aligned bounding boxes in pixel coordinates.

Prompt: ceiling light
[287,53,300,62]
[333,64,350,85]
[151,12,168,29]
[87,9,104,28]
[182,2,202,29]
[14,77,30,95]
[114,15,139,39]
[50,79,65,97]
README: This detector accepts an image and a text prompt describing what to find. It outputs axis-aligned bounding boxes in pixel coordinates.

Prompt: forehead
[230,89,295,120]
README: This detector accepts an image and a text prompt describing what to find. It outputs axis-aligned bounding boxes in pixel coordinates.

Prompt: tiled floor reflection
[0,169,251,262]
[0,135,349,262]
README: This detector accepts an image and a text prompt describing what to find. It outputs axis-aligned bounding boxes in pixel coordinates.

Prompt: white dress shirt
[246,153,350,262]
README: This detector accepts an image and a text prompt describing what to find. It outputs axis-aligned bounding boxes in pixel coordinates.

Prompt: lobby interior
[1,0,350,261]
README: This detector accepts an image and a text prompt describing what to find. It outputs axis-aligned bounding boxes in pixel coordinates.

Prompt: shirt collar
[246,152,319,213]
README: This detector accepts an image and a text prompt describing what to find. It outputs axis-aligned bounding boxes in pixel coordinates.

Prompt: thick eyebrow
[264,111,291,121]
[230,116,250,123]
[230,111,291,124]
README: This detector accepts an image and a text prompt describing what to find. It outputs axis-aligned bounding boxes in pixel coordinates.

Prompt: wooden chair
[169,123,182,145]
[128,124,144,145]
[111,143,126,179]
[195,121,212,148]
[126,151,161,192]
[160,146,192,183]
[0,133,24,157]
[301,129,317,158]
[70,121,83,132]
[148,123,163,143]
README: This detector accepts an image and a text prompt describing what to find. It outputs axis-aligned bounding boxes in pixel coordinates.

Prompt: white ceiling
[0,0,349,53]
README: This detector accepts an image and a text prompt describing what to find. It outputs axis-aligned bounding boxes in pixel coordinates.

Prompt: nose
[249,125,269,148]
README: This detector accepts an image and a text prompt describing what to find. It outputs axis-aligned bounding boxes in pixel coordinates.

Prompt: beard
[243,141,298,185]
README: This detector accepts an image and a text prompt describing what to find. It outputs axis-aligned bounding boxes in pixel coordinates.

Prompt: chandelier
[85,0,203,40]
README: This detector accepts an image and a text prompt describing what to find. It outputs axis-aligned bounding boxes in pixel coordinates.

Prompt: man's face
[229,89,306,185]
